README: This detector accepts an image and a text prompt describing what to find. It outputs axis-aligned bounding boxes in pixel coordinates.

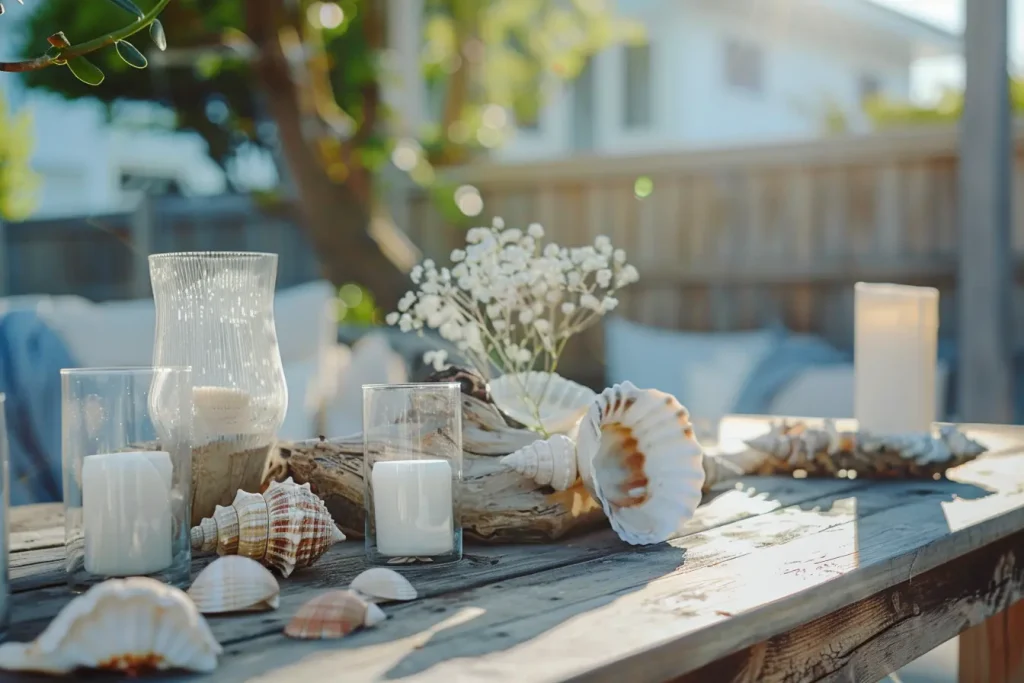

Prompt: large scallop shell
[190,477,346,577]
[0,577,221,675]
[350,568,418,602]
[488,372,596,434]
[499,434,579,491]
[284,590,386,640]
[188,556,280,614]
[576,381,705,545]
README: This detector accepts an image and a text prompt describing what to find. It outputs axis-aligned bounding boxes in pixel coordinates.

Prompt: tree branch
[0,0,172,72]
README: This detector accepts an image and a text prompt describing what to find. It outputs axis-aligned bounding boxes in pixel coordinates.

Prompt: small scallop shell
[188,556,280,614]
[284,590,386,640]
[0,577,222,675]
[576,381,705,545]
[350,568,417,602]
[500,434,579,491]
[489,372,596,434]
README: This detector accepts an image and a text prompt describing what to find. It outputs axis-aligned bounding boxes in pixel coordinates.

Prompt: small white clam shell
[350,568,418,602]
[500,434,579,491]
[188,556,280,614]
[576,381,705,545]
[489,372,596,434]
[0,577,222,675]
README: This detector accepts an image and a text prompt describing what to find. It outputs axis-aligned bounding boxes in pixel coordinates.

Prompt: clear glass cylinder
[362,383,462,566]
[61,367,193,591]
[0,395,10,637]
[149,252,287,526]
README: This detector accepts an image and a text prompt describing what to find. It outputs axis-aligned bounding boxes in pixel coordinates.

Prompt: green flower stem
[0,0,171,73]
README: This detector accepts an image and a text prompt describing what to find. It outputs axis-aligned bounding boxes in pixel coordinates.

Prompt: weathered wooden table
[5,422,1024,682]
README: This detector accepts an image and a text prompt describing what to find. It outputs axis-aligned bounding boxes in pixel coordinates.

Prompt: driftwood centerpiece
[262,370,609,543]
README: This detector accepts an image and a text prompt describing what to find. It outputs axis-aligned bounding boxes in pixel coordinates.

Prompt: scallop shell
[187,556,280,614]
[350,568,418,602]
[499,434,579,491]
[284,590,386,640]
[190,477,346,577]
[488,372,596,435]
[0,577,221,675]
[576,381,705,545]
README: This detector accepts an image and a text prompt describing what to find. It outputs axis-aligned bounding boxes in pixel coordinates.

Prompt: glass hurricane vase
[149,252,288,526]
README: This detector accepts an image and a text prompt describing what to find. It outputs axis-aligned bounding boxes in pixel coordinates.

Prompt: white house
[0,8,227,220]
[494,0,960,162]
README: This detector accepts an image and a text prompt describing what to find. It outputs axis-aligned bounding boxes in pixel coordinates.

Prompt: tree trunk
[244,0,410,310]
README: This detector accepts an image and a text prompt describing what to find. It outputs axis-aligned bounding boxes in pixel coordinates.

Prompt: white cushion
[604,317,779,424]
[767,362,949,420]
[278,357,321,440]
[28,280,335,368]
[322,332,408,438]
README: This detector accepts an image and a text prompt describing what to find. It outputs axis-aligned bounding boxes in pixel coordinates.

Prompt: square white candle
[371,459,454,557]
[82,451,173,577]
[854,283,939,435]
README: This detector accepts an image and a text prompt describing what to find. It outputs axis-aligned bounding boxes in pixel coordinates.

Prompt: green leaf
[105,0,144,18]
[115,40,148,69]
[150,19,167,51]
[66,56,105,86]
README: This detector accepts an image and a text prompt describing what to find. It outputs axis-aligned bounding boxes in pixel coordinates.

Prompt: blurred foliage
[0,90,40,221]
[865,80,1024,128]
[336,282,381,324]
[17,0,643,173]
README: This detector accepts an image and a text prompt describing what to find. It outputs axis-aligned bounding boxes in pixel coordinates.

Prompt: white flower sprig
[385,218,639,387]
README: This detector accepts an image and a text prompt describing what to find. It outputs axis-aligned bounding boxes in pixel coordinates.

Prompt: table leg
[958,600,1024,683]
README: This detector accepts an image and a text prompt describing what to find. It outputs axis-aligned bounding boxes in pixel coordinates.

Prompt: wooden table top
[5,422,1024,682]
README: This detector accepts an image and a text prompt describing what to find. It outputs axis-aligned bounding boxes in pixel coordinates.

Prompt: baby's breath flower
[383,218,639,413]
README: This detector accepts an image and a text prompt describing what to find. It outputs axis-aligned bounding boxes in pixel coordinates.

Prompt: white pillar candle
[372,459,454,556]
[82,451,173,576]
[854,283,939,435]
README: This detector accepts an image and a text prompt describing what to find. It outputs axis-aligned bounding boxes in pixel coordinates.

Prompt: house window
[724,38,763,94]
[623,43,652,128]
[859,74,882,104]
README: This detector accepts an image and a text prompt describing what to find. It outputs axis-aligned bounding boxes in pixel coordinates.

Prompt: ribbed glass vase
[149,252,288,526]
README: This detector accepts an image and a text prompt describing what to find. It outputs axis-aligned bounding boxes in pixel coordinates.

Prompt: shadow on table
[219,472,995,682]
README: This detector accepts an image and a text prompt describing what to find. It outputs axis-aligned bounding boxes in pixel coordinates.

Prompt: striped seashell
[190,478,346,577]
[284,590,386,640]
[350,568,417,602]
[187,556,280,614]
[576,381,706,545]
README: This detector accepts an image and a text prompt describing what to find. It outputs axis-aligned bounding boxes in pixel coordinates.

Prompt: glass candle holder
[62,367,193,591]
[0,395,10,638]
[363,383,462,566]
[149,252,287,526]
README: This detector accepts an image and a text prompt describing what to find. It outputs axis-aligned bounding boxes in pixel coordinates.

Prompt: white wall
[496,0,916,160]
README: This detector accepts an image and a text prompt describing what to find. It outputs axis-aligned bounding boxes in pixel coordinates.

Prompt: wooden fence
[404,124,1024,379]
[6,125,1024,384]
[0,194,320,301]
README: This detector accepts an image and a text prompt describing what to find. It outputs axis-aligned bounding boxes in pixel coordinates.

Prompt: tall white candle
[82,451,173,576]
[372,459,454,556]
[854,283,939,435]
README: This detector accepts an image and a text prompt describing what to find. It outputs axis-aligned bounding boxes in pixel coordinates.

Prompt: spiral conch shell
[500,434,578,491]
[0,577,221,675]
[576,381,706,545]
[190,477,346,577]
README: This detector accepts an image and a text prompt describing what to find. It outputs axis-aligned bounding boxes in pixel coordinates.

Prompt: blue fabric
[732,332,850,415]
[0,311,75,505]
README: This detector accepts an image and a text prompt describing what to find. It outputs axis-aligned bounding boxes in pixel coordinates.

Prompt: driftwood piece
[263,387,608,544]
